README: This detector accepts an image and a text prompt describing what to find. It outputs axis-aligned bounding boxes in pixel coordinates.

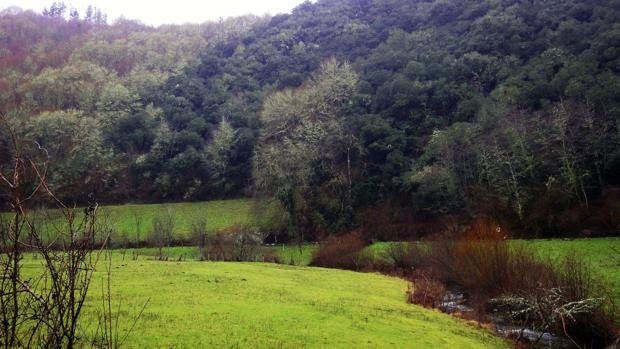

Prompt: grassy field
[520,238,620,302]
[26,198,283,243]
[20,256,508,348]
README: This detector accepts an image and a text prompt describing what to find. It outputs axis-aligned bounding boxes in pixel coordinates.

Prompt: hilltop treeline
[1,0,619,236]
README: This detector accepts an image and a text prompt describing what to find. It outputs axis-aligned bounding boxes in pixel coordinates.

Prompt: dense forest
[1,0,619,237]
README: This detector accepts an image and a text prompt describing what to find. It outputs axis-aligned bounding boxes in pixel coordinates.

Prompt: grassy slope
[22,256,507,348]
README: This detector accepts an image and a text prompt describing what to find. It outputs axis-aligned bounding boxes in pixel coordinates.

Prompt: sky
[0,0,309,26]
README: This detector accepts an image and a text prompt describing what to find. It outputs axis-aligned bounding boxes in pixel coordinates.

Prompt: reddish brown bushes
[417,219,618,347]
[452,219,512,296]
[204,225,264,262]
[309,231,368,270]
[407,272,446,309]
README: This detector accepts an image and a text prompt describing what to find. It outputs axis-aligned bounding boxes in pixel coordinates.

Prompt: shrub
[548,253,618,347]
[425,231,459,285]
[380,242,426,274]
[422,219,618,346]
[452,219,511,297]
[407,272,446,309]
[231,228,263,262]
[149,210,175,260]
[204,225,264,262]
[309,231,368,270]
[205,232,232,261]
[191,217,208,260]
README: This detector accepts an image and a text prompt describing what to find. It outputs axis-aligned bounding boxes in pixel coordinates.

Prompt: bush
[191,217,208,260]
[407,272,446,309]
[547,253,617,347]
[419,219,619,346]
[380,242,426,274]
[204,225,264,262]
[149,210,175,260]
[205,232,232,261]
[452,219,511,297]
[425,231,459,285]
[309,231,368,270]
[231,228,263,262]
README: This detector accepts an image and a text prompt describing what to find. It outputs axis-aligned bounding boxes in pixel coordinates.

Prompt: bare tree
[0,112,105,347]
[191,216,208,260]
[149,209,175,260]
[131,210,143,247]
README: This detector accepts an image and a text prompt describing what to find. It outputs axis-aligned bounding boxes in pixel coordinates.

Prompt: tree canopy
[1,0,619,235]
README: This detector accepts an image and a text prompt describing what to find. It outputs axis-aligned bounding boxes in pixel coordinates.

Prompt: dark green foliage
[1,0,619,235]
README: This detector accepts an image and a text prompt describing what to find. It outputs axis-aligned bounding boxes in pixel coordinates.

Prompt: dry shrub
[452,219,511,297]
[205,232,232,260]
[205,225,263,262]
[407,271,446,309]
[550,253,618,347]
[425,231,459,284]
[502,245,556,293]
[421,218,618,347]
[309,231,368,270]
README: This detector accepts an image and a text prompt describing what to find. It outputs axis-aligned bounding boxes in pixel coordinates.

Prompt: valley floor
[22,255,507,348]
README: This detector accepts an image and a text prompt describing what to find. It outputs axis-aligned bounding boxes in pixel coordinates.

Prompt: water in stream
[438,291,575,349]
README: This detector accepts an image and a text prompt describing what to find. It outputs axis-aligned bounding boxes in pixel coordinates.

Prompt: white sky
[0,0,308,26]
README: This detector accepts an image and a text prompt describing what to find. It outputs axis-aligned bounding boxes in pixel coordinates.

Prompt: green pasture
[521,238,620,302]
[20,256,507,348]
[14,198,283,244]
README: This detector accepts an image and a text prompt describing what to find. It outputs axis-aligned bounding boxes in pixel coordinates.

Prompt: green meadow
[24,198,283,243]
[20,255,507,348]
[520,238,620,302]
[7,200,618,347]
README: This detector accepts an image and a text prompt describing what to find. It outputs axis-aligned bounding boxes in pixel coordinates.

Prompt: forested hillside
[1,0,619,236]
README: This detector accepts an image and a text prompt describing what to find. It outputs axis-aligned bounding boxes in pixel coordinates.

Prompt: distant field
[112,244,317,266]
[521,238,620,302]
[19,198,283,244]
[20,255,508,348]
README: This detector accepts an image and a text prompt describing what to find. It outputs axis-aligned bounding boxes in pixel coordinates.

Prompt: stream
[438,291,575,348]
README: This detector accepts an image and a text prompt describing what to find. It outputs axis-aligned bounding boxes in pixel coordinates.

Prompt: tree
[254,59,358,241]
[43,2,67,18]
[22,110,116,202]
[205,118,237,193]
